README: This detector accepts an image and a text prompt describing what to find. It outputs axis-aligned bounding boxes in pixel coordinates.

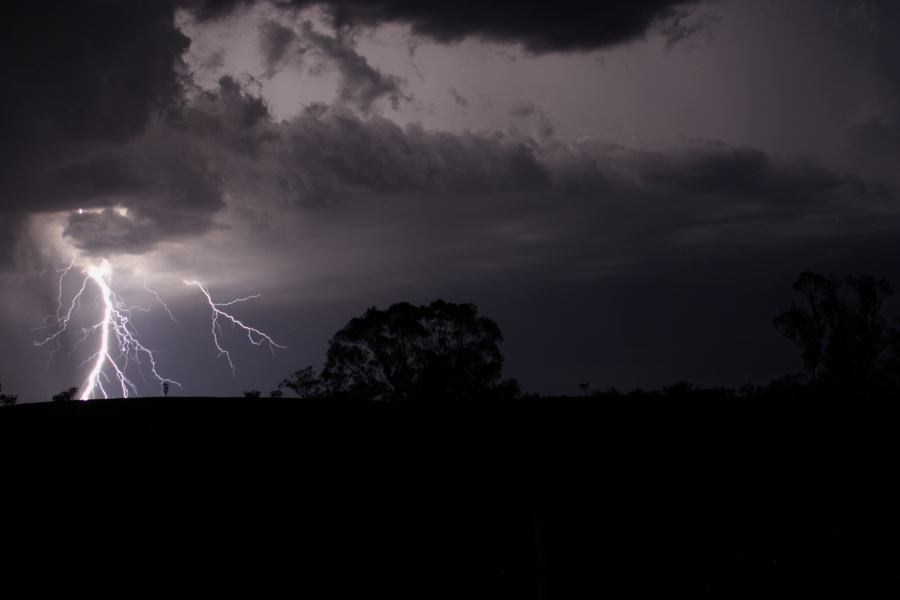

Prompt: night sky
[3,0,900,402]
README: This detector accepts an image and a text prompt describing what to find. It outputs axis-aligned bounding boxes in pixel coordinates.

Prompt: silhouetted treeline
[274,271,900,405]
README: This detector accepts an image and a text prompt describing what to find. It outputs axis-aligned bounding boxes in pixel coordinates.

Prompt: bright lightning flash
[35,256,285,400]
[35,258,180,400]
[183,280,285,373]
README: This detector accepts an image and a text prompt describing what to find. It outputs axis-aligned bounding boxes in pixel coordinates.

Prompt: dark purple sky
[3,0,900,401]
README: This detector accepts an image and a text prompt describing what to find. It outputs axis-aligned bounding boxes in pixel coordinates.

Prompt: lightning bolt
[35,254,284,400]
[144,280,179,325]
[35,258,180,400]
[184,280,285,373]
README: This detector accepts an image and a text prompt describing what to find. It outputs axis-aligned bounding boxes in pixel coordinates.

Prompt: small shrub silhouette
[52,387,79,402]
[0,383,17,406]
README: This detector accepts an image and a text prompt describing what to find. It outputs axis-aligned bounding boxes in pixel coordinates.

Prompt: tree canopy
[52,387,79,402]
[774,271,899,390]
[282,300,513,402]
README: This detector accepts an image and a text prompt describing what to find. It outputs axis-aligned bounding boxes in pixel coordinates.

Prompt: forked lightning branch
[35,256,284,400]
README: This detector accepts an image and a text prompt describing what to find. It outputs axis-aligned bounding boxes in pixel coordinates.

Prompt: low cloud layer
[11,68,898,267]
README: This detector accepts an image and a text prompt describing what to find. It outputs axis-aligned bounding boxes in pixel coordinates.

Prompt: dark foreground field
[2,396,898,597]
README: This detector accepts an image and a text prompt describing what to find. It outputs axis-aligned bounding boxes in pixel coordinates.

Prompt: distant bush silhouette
[0,383,17,406]
[662,380,697,397]
[282,300,517,402]
[243,390,261,398]
[269,389,283,398]
[774,271,899,391]
[52,387,79,402]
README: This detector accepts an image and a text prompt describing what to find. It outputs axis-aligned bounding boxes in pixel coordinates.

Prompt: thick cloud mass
[0,1,195,262]
[177,80,888,261]
[322,0,702,52]
[256,19,407,111]
[0,0,705,262]
[190,0,701,52]
[0,2,189,186]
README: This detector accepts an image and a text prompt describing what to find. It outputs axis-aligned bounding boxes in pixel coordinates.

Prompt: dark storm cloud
[623,142,849,206]
[448,89,469,109]
[188,0,703,52]
[21,74,269,257]
[582,141,869,244]
[0,0,261,261]
[0,1,194,263]
[175,82,871,226]
[0,1,189,189]
[259,19,299,75]
[632,143,769,194]
[255,17,407,111]
[42,155,148,206]
[272,105,552,201]
[64,210,178,256]
[52,74,280,255]
[297,22,407,112]
[3,75,246,258]
[322,0,704,52]
[0,0,707,265]
[655,6,720,49]
[207,96,886,258]
[0,0,890,263]
[214,76,272,129]
[49,132,226,256]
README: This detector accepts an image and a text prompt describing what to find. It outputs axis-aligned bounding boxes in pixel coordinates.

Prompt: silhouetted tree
[279,366,323,398]
[774,271,898,389]
[269,389,283,398]
[243,390,261,398]
[162,381,170,398]
[0,383,17,406]
[52,387,78,402]
[285,300,514,402]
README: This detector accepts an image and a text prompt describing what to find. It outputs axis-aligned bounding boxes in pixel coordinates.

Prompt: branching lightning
[35,258,180,400]
[35,256,284,400]
[184,280,285,373]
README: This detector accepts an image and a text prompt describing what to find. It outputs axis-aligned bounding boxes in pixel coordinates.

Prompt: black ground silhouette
[3,393,899,597]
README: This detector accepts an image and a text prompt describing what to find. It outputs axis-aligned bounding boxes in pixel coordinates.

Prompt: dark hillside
[2,396,898,597]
